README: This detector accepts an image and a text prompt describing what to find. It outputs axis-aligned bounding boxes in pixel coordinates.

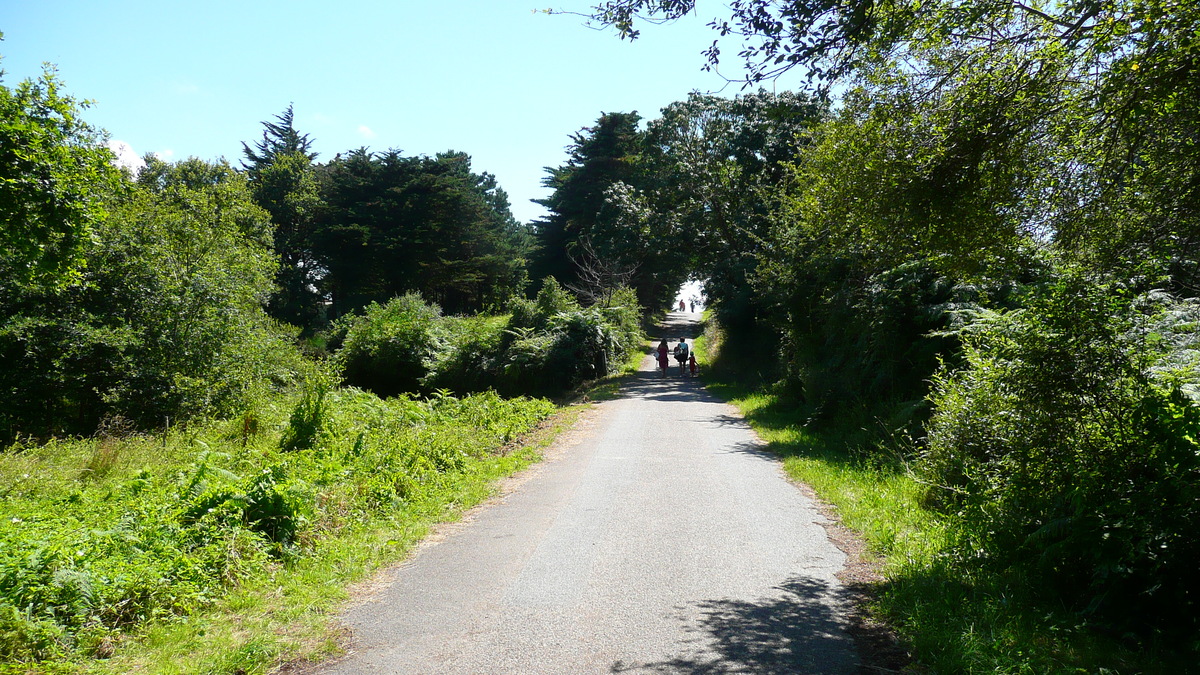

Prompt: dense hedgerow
[0,386,554,662]
[920,276,1200,643]
[335,280,643,399]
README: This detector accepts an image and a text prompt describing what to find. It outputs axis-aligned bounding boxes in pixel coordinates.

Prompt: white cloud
[154,149,175,160]
[106,139,146,175]
[357,124,377,139]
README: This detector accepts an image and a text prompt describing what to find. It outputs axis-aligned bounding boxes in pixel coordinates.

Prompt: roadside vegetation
[5,1,1200,671]
[0,385,560,672]
[698,315,1196,673]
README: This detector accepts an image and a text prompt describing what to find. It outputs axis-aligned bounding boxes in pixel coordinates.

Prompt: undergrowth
[0,384,559,673]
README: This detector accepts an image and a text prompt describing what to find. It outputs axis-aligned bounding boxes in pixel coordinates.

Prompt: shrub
[493,280,643,397]
[422,314,509,393]
[279,380,330,453]
[920,275,1200,642]
[332,280,643,400]
[336,292,443,397]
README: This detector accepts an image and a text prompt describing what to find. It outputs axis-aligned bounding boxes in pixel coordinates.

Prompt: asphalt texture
[319,313,859,674]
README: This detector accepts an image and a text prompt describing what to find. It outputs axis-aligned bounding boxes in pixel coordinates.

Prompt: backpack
[674,342,688,359]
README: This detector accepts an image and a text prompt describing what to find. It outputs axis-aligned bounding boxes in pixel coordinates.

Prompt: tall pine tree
[241,105,324,329]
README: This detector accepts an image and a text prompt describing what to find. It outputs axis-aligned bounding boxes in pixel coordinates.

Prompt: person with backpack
[673,338,689,375]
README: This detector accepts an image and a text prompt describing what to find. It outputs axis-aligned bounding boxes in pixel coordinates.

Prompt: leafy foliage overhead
[581,0,1197,95]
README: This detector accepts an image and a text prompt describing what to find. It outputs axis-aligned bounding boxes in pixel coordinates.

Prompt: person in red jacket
[655,338,670,377]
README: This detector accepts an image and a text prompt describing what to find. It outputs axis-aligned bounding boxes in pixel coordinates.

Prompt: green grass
[94,423,575,675]
[697,325,1188,674]
[0,387,581,674]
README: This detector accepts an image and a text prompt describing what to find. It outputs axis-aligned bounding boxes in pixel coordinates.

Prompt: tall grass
[0,385,561,673]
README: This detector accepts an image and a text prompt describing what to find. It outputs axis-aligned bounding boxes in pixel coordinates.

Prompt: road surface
[319,313,859,674]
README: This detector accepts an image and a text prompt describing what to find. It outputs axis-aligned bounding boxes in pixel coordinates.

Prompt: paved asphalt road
[318,313,859,674]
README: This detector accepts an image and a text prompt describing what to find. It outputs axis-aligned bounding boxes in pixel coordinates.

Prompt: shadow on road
[713,439,781,463]
[623,312,715,403]
[653,311,703,341]
[610,576,856,674]
[622,370,711,404]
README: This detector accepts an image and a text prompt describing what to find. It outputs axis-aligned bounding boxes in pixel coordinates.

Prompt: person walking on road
[673,338,690,376]
[656,338,670,378]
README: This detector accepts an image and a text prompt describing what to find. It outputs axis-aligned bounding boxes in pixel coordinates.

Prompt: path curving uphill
[318,312,859,674]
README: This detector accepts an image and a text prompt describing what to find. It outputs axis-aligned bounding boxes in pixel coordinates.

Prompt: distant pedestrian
[689,301,695,313]
[678,300,685,312]
[656,338,670,377]
[688,353,697,377]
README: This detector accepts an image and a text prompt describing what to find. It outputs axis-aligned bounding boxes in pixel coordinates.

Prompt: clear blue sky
[2,1,804,225]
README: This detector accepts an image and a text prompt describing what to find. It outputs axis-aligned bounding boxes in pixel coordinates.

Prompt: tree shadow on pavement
[712,439,781,463]
[620,359,712,404]
[651,311,703,342]
[610,576,858,675]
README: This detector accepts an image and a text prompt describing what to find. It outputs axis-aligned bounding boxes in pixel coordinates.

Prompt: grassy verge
[0,386,585,674]
[695,321,1184,674]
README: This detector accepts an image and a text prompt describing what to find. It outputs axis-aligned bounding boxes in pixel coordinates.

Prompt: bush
[920,275,1200,642]
[493,280,643,397]
[336,292,443,397]
[332,280,643,400]
[422,314,510,393]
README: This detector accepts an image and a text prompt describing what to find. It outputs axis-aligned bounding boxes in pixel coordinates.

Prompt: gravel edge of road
[788,478,918,674]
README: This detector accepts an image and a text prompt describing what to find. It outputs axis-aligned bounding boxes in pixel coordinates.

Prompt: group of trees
[242,106,533,328]
[0,61,638,443]
[1,114,312,439]
[568,0,1200,647]
[532,91,826,317]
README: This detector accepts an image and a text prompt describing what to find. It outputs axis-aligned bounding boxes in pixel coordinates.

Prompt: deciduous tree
[0,62,122,287]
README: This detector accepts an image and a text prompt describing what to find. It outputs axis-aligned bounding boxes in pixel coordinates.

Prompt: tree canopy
[0,64,122,287]
[315,148,531,316]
